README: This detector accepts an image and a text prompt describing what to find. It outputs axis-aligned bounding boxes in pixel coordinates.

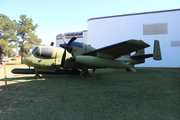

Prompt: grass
[0,68,180,120]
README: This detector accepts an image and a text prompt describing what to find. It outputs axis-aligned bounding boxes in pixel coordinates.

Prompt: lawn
[0,68,180,120]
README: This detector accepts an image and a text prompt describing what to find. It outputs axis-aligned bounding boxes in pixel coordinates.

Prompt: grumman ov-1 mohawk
[12,34,162,78]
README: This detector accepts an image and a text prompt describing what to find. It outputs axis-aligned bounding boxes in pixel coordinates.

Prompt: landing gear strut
[34,71,41,79]
[80,65,90,79]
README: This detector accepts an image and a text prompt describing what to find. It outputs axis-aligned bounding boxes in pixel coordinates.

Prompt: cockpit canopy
[32,47,54,58]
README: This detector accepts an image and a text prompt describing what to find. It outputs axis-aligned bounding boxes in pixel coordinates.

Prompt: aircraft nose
[23,55,33,65]
[23,57,29,64]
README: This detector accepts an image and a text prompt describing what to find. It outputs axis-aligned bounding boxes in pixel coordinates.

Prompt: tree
[16,15,42,64]
[0,14,18,57]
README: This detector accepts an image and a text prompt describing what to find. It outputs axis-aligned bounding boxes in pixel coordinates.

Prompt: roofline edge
[88,8,180,21]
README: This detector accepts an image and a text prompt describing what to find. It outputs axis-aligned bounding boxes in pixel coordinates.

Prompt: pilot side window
[32,47,39,54]
[34,48,40,57]
[41,48,54,58]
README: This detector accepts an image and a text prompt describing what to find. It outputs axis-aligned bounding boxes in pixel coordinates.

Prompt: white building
[87,9,180,67]
[56,30,87,47]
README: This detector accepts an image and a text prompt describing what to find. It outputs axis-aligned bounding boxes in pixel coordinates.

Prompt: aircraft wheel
[34,73,41,79]
[80,65,90,79]
[126,68,131,72]
[80,71,90,79]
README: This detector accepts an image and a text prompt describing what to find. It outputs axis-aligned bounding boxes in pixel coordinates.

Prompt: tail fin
[153,40,162,60]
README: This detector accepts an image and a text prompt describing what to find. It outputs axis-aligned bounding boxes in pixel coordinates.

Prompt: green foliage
[0,14,18,56]
[11,58,16,61]
[0,14,42,60]
[16,15,42,63]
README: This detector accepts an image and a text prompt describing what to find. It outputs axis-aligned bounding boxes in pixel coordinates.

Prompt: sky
[1,0,180,45]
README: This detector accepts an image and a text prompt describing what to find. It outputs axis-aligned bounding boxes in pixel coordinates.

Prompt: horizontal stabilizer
[131,54,153,59]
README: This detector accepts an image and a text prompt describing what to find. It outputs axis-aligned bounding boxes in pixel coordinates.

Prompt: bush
[11,58,16,61]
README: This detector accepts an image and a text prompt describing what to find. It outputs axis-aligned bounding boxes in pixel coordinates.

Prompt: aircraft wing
[83,39,150,59]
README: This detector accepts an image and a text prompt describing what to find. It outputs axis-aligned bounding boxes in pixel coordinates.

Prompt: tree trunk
[21,54,23,64]
[21,44,24,64]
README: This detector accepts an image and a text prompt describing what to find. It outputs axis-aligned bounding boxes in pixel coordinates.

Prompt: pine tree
[0,14,18,57]
[16,15,42,64]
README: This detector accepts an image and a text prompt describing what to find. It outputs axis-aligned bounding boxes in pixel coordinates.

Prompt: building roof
[56,30,87,40]
[88,8,180,21]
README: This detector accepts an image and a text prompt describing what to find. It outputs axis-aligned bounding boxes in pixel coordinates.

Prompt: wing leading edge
[83,39,150,59]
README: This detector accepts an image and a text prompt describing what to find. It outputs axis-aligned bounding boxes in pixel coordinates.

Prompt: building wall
[87,9,180,67]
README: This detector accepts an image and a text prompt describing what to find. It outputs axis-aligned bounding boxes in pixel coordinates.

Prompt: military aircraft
[12,35,161,78]
[59,37,161,78]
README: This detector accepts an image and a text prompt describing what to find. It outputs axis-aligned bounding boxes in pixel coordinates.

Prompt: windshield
[32,47,54,58]
[41,47,54,58]
[32,47,39,54]
[32,47,40,57]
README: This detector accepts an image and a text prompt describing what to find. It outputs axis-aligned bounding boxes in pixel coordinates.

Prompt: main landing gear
[34,71,41,79]
[80,65,90,79]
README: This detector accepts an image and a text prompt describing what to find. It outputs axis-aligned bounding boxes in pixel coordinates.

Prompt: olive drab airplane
[12,34,162,78]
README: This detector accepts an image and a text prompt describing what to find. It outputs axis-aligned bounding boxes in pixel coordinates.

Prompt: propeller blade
[67,36,77,46]
[61,33,66,44]
[54,52,57,68]
[61,49,66,67]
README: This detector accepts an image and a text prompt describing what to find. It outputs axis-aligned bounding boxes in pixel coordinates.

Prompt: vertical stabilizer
[153,40,162,60]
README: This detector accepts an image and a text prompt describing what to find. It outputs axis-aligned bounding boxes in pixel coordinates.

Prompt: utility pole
[0,47,2,63]
[3,62,7,86]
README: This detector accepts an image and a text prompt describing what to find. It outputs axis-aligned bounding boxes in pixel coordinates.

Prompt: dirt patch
[0,64,32,85]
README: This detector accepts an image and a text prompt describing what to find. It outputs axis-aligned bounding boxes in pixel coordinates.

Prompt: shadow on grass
[1,76,36,81]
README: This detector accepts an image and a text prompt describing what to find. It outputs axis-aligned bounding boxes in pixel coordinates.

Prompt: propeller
[60,35,77,67]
